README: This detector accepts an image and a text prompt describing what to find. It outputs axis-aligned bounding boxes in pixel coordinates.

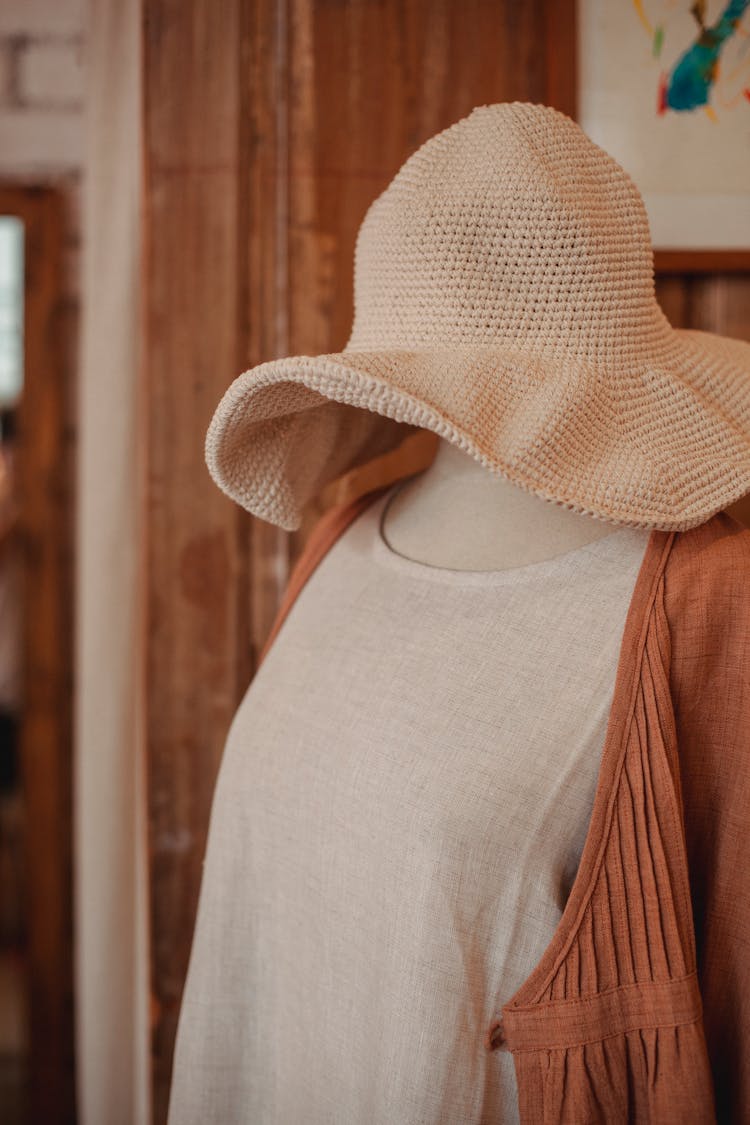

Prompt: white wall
[76,0,150,1121]
[0,0,86,495]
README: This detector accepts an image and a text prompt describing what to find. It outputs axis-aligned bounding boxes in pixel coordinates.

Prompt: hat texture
[205,101,750,532]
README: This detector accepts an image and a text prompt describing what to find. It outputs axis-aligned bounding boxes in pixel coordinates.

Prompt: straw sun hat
[205,101,750,532]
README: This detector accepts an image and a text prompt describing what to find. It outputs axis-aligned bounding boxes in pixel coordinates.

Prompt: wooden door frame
[0,185,75,1123]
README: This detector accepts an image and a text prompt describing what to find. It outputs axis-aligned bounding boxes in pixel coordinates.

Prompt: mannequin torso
[381,438,625,571]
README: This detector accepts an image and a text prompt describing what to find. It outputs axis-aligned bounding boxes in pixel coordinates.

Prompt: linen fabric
[203,102,750,534]
[168,484,652,1123]
[172,480,750,1123]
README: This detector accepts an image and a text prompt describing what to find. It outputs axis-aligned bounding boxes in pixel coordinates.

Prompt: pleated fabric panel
[501,566,716,1123]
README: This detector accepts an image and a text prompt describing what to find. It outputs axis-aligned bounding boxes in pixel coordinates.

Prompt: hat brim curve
[204,328,750,533]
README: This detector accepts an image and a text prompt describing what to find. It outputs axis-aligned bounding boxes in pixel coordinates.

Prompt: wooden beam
[141,2,249,1119]
[655,249,750,274]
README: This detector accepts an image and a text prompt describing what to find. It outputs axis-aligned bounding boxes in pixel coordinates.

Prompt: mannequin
[176,95,750,1120]
[383,438,622,572]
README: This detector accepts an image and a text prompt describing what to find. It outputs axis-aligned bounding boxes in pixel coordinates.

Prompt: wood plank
[655,250,750,274]
[141,3,248,1119]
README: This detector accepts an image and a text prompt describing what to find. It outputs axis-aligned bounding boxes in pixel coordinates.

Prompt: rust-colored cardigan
[258,482,750,1124]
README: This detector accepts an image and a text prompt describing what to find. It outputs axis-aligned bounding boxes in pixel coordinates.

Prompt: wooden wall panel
[141,3,248,1120]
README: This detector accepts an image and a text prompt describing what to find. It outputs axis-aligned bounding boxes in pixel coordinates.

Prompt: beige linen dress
[167,482,651,1124]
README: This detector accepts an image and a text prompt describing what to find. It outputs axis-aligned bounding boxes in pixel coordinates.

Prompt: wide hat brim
[204,326,750,533]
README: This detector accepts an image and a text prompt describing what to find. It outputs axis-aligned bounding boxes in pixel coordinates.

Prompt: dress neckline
[371,479,651,587]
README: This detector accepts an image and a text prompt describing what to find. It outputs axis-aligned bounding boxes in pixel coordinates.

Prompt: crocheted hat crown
[347,103,666,364]
[204,101,750,532]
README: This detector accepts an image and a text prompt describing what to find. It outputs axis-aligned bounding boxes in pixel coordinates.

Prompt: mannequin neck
[380,438,622,571]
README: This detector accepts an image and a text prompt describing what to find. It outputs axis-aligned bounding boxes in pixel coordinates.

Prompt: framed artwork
[576,0,750,271]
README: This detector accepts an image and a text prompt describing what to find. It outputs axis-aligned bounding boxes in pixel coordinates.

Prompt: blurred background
[0,1,748,1123]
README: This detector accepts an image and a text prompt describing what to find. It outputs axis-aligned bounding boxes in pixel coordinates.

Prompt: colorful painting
[578,0,750,250]
[645,0,750,117]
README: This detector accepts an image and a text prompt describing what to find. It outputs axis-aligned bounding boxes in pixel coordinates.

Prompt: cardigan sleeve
[664,511,750,1125]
